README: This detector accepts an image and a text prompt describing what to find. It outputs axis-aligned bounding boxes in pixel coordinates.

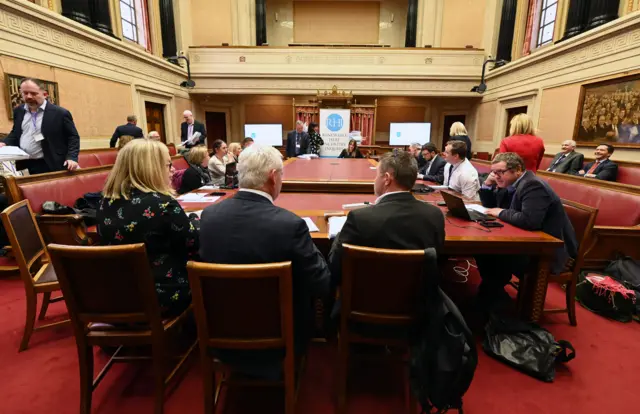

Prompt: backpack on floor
[409,287,477,413]
[576,271,637,322]
[604,256,640,315]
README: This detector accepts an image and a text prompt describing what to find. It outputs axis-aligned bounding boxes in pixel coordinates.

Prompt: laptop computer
[440,191,495,222]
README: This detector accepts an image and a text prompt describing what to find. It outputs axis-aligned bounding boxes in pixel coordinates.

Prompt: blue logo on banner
[326,114,344,132]
[396,132,401,137]
[251,132,256,138]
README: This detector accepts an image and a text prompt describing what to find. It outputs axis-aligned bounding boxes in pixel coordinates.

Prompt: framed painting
[5,74,60,119]
[573,73,640,148]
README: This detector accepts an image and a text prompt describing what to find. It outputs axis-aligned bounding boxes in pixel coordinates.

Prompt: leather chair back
[561,199,598,264]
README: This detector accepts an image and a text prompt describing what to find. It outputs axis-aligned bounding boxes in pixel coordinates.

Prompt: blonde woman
[226,142,242,164]
[116,135,134,151]
[180,145,212,194]
[449,122,472,160]
[499,113,545,172]
[97,139,198,317]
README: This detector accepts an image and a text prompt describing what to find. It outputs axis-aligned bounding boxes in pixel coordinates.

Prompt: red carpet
[1,268,639,414]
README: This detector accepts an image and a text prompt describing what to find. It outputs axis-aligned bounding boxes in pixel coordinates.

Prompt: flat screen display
[243,124,284,146]
[389,123,431,146]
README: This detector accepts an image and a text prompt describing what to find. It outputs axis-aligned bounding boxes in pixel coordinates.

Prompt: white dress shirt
[375,190,410,204]
[19,100,46,159]
[239,188,274,204]
[443,158,480,201]
[418,155,438,179]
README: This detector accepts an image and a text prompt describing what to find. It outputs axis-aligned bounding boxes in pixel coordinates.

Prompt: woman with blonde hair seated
[499,113,546,172]
[116,135,134,151]
[179,145,212,194]
[97,139,199,317]
[449,122,472,159]
[226,142,242,164]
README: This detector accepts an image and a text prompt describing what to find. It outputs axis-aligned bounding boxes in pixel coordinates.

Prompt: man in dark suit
[180,110,207,148]
[286,121,309,158]
[477,152,578,306]
[328,150,445,288]
[1,78,79,174]
[417,143,446,183]
[547,140,584,175]
[109,115,143,148]
[577,144,618,181]
[409,143,427,170]
[199,144,330,379]
[577,118,594,141]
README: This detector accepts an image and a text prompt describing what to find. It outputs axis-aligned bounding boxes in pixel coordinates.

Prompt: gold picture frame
[5,74,60,119]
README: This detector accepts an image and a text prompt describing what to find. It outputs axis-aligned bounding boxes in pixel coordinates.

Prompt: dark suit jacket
[479,171,578,273]
[577,126,594,141]
[180,121,207,147]
[328,192,445,288]
[109,123,144,147]
[580,159,618,181]
[450,135,472,159]
[547,151,584,175]
[5,103,80,172]
[419,154,446,184]
[286,131,309,157]
[199,191,330,369]
[338,149,364,158]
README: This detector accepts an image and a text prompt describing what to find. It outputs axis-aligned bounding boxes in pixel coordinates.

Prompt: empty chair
[47,243,196,414]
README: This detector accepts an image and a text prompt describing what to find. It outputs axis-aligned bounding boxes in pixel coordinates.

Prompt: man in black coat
[199,144,330,379]
[286,121,309,158]
[109,115,143,148]
[1,78,80,174]
[328,150,445,288]
[477,152,578,305]
[180,110,207,148]
[577,144,618,182]
[547,140,584,175]
[417,143,446,184]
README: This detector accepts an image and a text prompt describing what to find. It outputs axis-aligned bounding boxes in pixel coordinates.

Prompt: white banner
[319,109,351,157]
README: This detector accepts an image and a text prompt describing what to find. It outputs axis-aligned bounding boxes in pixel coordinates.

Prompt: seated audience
[242,137,254,149]
[443,140,480,200]
[417,143,446,183]
[577,144,618,181]
[449,122,473,160]
[179,145,212,194]
[338,139,364,158]
[308,122,324,156]
[208,139,228,186]
[199,144,330,379]
[329,150,445,287]
[226,142,241,164]
[477,152,577,307]
[547,140,584,175]
[148,131,161,141]
[499,114,545,172]
[116,135,134,151]
[408,142,427,169]
[98,139,198,317]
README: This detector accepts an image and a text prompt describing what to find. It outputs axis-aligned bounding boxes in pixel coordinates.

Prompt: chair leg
[77,344,94,414]
[566,279,578,326]
[38,291,51,321]
[201,353,215,414]
[19,292,37,352]
[336,338,349,414]
[152,345,166,414]
[283,353,296,414]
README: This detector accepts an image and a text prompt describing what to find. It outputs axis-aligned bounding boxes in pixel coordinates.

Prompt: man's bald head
[183,110,194,124]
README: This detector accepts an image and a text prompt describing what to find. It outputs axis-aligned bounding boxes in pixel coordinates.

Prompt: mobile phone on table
[437,201,447,206]
[478,221,503,228]
[207,192,227,197]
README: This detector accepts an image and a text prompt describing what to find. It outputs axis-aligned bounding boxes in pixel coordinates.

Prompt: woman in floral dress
[308,122,324,156]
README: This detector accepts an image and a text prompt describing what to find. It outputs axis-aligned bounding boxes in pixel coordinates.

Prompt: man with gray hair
[147,131,161,141]
[199,144,330,379]
[180,110,207,148]
[286,120,309,158]
[547,139,584,174]
[110,115,143,148]
[408,142,427,169]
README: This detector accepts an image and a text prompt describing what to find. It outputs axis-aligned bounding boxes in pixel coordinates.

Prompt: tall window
[120,0,151,51]
[536,0,558,47]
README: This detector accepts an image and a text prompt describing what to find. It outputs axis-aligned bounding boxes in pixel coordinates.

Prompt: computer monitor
[389,123,431,146]
[243,124,283,146]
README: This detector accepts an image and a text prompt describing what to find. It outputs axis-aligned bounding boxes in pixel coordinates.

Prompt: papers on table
[466,204,488,214]
[302,217,319,232]
[369,166,377,170]
[0,146,29,161]
[177,193,221,203]
[429,185,450,190]
[298,154,319,160]
[198,185,219,191]
[328,216,348,239]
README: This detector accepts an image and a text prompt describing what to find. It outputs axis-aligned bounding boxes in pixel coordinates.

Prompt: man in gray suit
[546,140,584,175]
[286,121,309,158]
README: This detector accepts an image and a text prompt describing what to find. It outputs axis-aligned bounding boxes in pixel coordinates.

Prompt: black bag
[483,314,575,382]
[74,192,103,226]
[605,256,640,315]
[41,201,77,215]
[576,271,637,322]
[410,286,477,413]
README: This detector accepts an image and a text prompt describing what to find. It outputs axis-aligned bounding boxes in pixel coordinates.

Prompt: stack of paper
[302,217,319,232]
[198,185,219,191]
[466,204,488,214]
[187,131,201,145]
[177,193,221,203]
[328,216,348,239]
[298,154,319,160]
[0,146,29,161]
[429,185,450,190]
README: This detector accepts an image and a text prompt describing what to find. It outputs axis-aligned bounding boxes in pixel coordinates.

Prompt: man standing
[477,152,577,307]
[286,121,309,158]
[547,140,584,175]
[180,110,207,148]
[109,115,143,148]
[417,143,446,184]
[329,150,445,287]
[577,144,618,181]
[1,78,79,174]
[199,144,330,379]
[442,140,479,200]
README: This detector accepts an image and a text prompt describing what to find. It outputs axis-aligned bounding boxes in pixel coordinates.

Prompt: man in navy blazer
[576,144,618,182]
[180,110,207,148]
[1,78,79,174]
[109,115,143,148]
[286,121,309,158]
[417,143,446,184]
[477,152,578,307]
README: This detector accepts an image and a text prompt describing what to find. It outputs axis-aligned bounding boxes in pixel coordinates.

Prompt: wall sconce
[390,13,394,23]
[275,12,279,22]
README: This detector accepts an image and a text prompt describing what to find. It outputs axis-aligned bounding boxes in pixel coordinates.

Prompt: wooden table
[282,158,378,193]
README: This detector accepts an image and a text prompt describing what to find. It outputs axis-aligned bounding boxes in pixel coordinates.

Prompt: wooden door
[441,114,467,152]
[205,112,227,151]
[505,106,528,137]
[145,102,166,143]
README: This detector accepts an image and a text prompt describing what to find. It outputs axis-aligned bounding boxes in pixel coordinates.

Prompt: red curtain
[350,107,375,145]
[522,0,539,57]
[296,106,319,126]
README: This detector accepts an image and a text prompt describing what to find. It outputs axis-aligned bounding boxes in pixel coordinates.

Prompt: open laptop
[440,191,495,222]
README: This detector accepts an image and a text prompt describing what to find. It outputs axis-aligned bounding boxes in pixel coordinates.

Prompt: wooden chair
[47,243,196,414]
[336,244,437,414]
[0,200,69,352]
[37,214,93,246]
[544,199,598,326]
[187,261,299,414]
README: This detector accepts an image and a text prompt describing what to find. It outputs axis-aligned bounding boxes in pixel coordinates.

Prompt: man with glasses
[475,152,577,309]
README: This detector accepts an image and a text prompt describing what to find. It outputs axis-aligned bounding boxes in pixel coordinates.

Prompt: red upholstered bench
[78,153,102,168]
[173,156,189,170]
[617,166,640,186]
[471,159,491,174]
[538,156,552,171]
